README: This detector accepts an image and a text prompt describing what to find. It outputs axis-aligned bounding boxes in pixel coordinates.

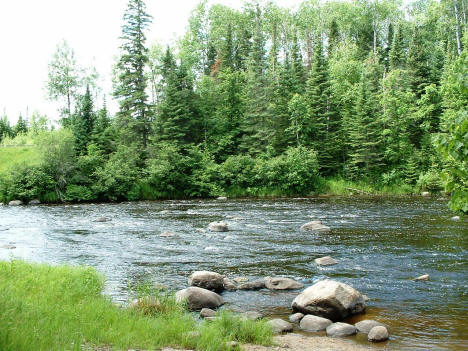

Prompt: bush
[4,165,56,203]
[416,170,443,193]
[64,185,95,202]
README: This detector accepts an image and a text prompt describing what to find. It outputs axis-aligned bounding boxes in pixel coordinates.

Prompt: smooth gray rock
[267,319,293,334]
[28,199,41,205]
[414,274,429,281]
[216,196,228,200]
[237,279,266,290]
[175,287,224,311]
[326,322,357,337]
[315,256,338,266]
[208,221,229,232]
[300,221,331,233]
[291,280,366,321]
[241,311,263,320]
[289,313,304,323]
[451,216,460,221]
[200,308,216,318]
[160,231,176,237]
[223,277,237,291]
[94,217,111,222]
[355,320,385,334]
[421,191,431,197]
[265,277,304,290]
[368,326,389,342]
[8,200,23,206]
[299,315,333,332]
[189,271,225,292]
[0,244,16,249]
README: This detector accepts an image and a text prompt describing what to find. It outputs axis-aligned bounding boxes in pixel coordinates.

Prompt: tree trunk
[454,3,462,55]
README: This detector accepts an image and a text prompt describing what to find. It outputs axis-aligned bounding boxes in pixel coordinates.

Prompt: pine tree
[304,38,341,174]
[384,23,394,73]
[114,0,152,149]
[328,19,339,56]
[92,99,114,154]
[291,33,305,93]
[14,115,28,136]
[221,23,234,70]
[407,27,431,98]
[389,25,405,70]
[73,85,95,154]
[348,57,384,178]
[240,4,270,154]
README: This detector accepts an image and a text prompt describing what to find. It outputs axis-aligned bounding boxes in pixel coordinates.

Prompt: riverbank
[0,260,272,351]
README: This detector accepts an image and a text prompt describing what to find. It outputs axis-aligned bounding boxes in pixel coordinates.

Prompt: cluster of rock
[7,199,40,206]
[175,271,306,311]
[286,280,389,342]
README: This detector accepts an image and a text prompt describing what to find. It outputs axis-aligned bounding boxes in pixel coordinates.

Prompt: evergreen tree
[291,33,305,93]
[384,22,394,73]
[73,85,95,154]
[0,115,13,142]
[221,23,234,70]
[328,19,339,56]
[14,115,28,136]
[389,25,405,70]
[92,100,114,154]
[407,26,431,98]
[305,38,341,174]
[348,58,384,178]
[114,0,152,149]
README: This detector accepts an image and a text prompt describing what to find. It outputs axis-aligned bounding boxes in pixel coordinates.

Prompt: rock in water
[28,199,41,205]
[160,231,176,237]
[237,279,266,290]
[414,274,429,281]
[299,315,333,332]
[200,308,216,318]
[94,217,111,223]
[265,277,304,290]
[289,313,304,323]
[267,319,293,334]
[451,216,460,221]
[223,277,237,291]
[188,271,225,292]
[326,322,357,337]
[315,256,338,266]
[300,221,331,233]
[241,311,263,320]
[355,320,385,334]
[8,200,23,206]
[233,277,249,283]
[291,280,366,321]
[216,196,228,200]
[421,191,430,197]
[368,326,389,342]
[208,221,229,232]
[175,287,224,311]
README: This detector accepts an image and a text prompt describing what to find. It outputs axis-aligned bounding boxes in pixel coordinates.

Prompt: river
[0,197,466,350]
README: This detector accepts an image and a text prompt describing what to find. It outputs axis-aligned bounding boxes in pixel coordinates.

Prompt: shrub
[5,165,55,202]
[64,185,95,202]
[416,170,443,193]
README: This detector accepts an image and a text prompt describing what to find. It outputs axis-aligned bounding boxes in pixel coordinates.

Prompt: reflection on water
[0,197,467,350]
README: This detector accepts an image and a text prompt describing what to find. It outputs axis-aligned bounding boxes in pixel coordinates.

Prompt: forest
[0,0,467,213]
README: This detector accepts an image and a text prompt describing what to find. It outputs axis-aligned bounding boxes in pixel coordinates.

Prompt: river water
[0,197,466,350]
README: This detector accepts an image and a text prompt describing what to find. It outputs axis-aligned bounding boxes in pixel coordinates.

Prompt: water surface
[0,197,466,350]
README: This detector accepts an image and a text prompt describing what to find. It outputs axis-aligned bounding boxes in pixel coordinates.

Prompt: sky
[0,0,300,124]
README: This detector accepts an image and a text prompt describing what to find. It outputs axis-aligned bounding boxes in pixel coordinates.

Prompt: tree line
[1,0,467,212]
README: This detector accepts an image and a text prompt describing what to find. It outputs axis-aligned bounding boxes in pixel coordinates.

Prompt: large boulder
[237,279,266,290]
[223,277,237,291]
[300,221,331,233]
[208,221,228,232]
[326,322,357,337]
[291,280,366,321]
[289,313,304,323]
[188,271,224,292]
[267,319,293,334]
[355,320,385,334]
[299,315,332,332]
[368,326,389,342]
[200,308,216,318]
[265,277,304,290]
[175,287,224,311]
[8,200,23,206]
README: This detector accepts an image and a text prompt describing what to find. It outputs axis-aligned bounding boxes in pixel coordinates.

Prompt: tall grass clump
[0,260,272,351]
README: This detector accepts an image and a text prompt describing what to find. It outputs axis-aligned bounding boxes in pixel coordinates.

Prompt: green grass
[0,146,41,175]
[0,260,272,351]
[324,177,416,196]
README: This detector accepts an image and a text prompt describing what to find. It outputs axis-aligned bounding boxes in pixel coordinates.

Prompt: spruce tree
[407,27,431,98]
[14,115,28,136]
[328,19,339,56]
[305,38,341,174]
[73,85,95,154]
[384,23,394,73]
[389,25,405,70]
[114,0,152,149]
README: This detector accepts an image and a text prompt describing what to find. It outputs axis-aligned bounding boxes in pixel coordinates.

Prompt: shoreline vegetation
[0,260,272,351]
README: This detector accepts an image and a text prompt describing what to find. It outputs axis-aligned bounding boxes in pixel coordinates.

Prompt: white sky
[0,0,300,124]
